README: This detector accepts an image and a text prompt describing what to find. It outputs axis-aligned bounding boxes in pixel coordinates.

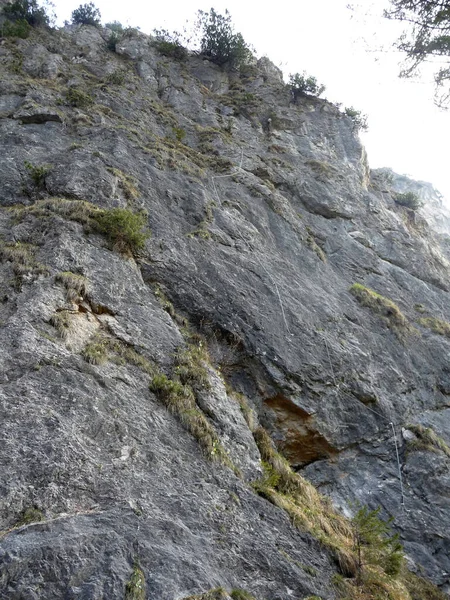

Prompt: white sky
[51,0,450,201]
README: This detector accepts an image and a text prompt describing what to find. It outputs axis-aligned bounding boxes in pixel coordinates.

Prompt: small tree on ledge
[196,8,252,70]
[289,72,326,102]
[71,2,101,26]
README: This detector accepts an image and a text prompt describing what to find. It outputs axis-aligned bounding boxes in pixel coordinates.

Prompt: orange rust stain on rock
[265,393,338,466]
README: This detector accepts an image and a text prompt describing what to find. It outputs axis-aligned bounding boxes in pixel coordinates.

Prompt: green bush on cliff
[1,18,31,37]
[152,29,188,60]
[196,8,252,69]
[351,505,404,580]
[394,191,422,210]
[93,208,149,254]
[2,0,51,27]
[71,2,101,26]
[344,106,368,131]
[289,72,326,101]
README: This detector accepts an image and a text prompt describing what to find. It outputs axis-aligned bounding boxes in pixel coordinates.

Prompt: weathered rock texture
[1,23,450,599]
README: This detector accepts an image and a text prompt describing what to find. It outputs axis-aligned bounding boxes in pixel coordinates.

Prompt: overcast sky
[51,0,450,201]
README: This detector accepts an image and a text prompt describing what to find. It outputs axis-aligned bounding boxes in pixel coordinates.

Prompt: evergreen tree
[385,0,450,105]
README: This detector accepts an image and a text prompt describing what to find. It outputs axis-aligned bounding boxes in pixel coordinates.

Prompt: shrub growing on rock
[289,72,326,101]
[71,2,101,26]
[344,106,368,131]
[152,29,188,60]
[93,208,149,254]
[196,8,252,69]
[351,505,404,580]
[2,0,50,28]
[1,17,30,37]
[394,191,422,210]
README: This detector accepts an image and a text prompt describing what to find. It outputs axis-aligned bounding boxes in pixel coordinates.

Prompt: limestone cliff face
[1,23,450,599]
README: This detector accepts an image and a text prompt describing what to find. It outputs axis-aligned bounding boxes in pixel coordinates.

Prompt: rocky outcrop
[1,22,450,599]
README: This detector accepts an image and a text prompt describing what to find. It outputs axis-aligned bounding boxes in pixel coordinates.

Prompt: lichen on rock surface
[1,16,450,600]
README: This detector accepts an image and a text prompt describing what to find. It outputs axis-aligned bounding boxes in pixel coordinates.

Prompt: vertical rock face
[1,22,450,600]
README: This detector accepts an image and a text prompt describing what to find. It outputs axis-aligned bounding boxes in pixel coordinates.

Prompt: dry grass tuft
[350,283,411,337]
[406,424,450,457]
[55,271,89,303]
[50,310,74,339]
[418,316,450,338]
[0,240,48,287]
[12,199,149,256]
[183,588,229,600]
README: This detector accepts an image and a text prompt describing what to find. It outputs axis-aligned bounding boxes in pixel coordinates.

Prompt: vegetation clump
[289,72,326,101]
[12,199,149,256]
[403,571,448,600]
[24,161,51,188]
[406,424,450,457]
[394,191,422,210]
[65,87,93,108]
[0,240,48,288]
[230,590,256,600]
[196,8,252,69]
[351,505,403,580]
[81,332,156,373]
[125,563,146,600]
[152,29,188,60]
[1,0,50,30]
[183,588,228,600]
[107,167,139,200]
[14,506,44,527]
[94,208,149,254]
[71,2,101,26]
[149,339,237,469]
[1,17,31,37]
[150,370,227,459]
[344,106,369,132]
[251,425,416,599]
[50,309,74,339]
[418,315,450,338]
[55,271,88,303]
[349,283,410,335]
[81,336,109,365]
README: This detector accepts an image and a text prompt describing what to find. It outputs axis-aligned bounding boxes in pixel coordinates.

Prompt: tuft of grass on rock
[153,283,188,326]
[50,309,74,340]
[55,271,89,303]
[406,424,450,457]
[14,507,44,528]
[350,283,410,336]
[403,571,448,600]
[149,340,238,471]
[81,336,110,365]
[175,342,211,390]
[65,87,93,108]
[418,316,450,338]
[92,208,149,254]
[183,588,229,600]
[107,167,139,201]
[125,563,146,600]
[150,372,228,462]
[12,199,150,256]
[81,333,156,374]
[0,241,48,288]
[230,590,256,600]
[24,161,51,188]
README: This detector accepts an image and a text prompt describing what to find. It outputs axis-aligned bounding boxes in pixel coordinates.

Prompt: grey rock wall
[1,23,450,598]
